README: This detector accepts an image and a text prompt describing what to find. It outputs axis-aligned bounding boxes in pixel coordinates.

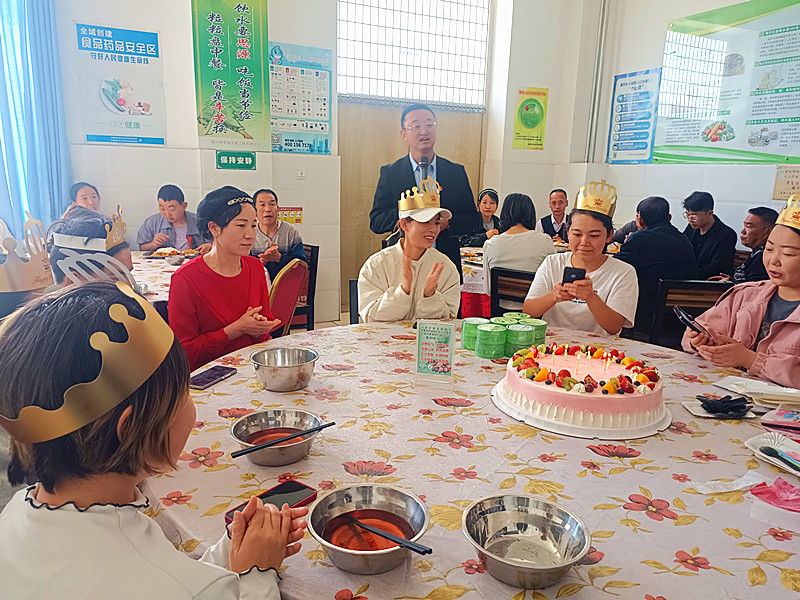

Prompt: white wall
[55,0,341,321]
[486,0,787,243]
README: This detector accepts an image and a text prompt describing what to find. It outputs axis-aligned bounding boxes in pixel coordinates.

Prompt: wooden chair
[349,279,359,324]
[489,267,536,317]
[292,244,319,331]
[268,259,308,337]
[649,279,733,347]
[733,249,751,269]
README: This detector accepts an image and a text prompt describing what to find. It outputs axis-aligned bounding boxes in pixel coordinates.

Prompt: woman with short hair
[460,188,500,247]
[482,193,555,309]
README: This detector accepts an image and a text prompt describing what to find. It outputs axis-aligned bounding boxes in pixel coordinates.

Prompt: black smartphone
[224,480,317,524]
[562,267,586,285]
[673,306,716,345]
[189,365,237,390]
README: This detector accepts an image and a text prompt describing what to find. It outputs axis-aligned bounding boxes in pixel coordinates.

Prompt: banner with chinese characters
[75,24,165,145]
[607,68,661,164]
[654,0,800,164]
[191,0,269,150]
[512,87,548,149]
[269,42,332,154]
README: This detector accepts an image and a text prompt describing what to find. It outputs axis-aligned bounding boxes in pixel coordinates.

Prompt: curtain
[0,0,72,236]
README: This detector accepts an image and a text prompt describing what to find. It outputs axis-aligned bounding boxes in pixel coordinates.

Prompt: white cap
[399,206,452,222]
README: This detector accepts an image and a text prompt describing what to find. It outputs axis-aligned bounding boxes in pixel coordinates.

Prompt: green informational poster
[191,0,269,150]
[415,321,455,388]
[513,87,548,149]
[654,0,800,163]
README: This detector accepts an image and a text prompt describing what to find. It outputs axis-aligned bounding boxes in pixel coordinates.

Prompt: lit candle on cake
[575,351,581,375]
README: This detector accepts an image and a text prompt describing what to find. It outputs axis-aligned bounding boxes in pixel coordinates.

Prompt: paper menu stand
[414,320,455,390]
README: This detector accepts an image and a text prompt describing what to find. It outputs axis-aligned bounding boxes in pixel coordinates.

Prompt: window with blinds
[337,0,490,107]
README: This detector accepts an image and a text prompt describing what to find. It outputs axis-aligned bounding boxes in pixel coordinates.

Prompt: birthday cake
[493,343,670,438]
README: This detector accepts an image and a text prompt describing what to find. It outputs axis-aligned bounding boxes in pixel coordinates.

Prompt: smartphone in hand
[224,481,317,524]
[562,267,586,285]
[673,306,716,345]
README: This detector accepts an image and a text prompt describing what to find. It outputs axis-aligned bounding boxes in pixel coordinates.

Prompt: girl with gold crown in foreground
[0,282,307,599]
[358,177,460,322]
[682,197,800,388]
[523,181,638,336]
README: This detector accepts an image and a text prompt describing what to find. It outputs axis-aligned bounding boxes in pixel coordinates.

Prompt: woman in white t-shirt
[523,208,638,335]
[483,193,555,310]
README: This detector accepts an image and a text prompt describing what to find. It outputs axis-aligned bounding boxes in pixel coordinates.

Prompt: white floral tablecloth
[140,322,800,600]
[131,251,179,304]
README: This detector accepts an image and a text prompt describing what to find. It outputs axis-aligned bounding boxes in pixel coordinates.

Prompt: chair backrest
[349,279,359,324]
[268,259,308,337]
[650,279,733,347]
[733,249,750,268]
[489,267,535,317]
[301,244,319,306]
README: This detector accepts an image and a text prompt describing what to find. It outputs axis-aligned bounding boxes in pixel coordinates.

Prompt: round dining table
[141,322,799,600]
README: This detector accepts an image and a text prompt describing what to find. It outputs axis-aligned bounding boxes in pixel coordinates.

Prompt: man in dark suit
[682,190,737,279]
[370,104,476,274]
[615,196,698,346]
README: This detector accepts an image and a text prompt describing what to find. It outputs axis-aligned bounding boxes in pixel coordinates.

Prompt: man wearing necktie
[370,103,476,277]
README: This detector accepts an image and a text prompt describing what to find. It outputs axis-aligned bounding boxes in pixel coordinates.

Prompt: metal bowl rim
[249,347,320,367]
[460,494,591,570]
[306,483,430,556]
[228,408,323,449]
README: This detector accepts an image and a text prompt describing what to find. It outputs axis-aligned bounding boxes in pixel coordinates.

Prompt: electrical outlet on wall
[296,169,307,179]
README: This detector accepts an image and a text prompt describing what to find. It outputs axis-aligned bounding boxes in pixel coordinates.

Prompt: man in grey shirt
[137,185,205,251]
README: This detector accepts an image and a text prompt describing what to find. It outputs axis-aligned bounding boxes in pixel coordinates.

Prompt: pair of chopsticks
[345,514,432,555]
[231,422,336,459]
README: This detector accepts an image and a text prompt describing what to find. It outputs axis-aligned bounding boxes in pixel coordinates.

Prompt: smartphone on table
[189,365,237,390]
[562,267,586,285]
[673,306,716,345]
[224,481,317,524]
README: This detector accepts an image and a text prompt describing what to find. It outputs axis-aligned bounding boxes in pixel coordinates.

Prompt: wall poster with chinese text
[512,87,548,150]
[607,68,661,164]
[75,24,166,145]
[191,0,270,150]
[415,321,455,389]
[268,42,332,154]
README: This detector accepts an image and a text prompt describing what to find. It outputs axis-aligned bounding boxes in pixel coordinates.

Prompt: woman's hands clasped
[225,307,281,340]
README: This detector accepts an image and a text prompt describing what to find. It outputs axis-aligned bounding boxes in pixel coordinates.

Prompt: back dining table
[140,321,799,600]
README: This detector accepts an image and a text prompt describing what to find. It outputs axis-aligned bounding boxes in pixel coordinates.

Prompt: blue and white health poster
[75,23,166,145]
[268,42,332,154]
[606,68,661,164]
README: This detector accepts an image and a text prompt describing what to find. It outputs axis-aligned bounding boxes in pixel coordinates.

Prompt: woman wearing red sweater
[169,186,281,370]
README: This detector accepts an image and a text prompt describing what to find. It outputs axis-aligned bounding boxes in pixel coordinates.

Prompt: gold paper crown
[0,282,174,443]
[51,204,128,253]
[575,179,617,218]
[776,193,800,231]
[398,177,442,212]
[0,212,54,293]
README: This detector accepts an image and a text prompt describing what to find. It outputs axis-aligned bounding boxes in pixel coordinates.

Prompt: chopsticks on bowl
[346,515,433,555]
[231,422,335,459]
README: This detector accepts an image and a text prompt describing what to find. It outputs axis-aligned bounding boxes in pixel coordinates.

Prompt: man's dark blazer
[369,155,476,236]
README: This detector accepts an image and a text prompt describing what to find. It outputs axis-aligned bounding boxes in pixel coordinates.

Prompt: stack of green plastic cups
[461,317,490,350]
[502,312,528,322]
[517,318,547,346]
[489,316,517,327]
[505,324,536,359]
[475,324,507,359]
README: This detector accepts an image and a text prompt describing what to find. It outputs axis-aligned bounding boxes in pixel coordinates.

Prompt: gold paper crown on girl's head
[51,205,128,253]
[575,179,618,218]
[776,193,800,231]
[0,212,53,293]
[398,177,442,212]
[0,282,175,443]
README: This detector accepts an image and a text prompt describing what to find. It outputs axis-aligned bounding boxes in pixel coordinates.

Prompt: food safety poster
[654,0,800,164]
[75,24,165,145]
[268,42,332,154]
[191,0,270,151]
[606,68,661,164]
[512,87,548,149]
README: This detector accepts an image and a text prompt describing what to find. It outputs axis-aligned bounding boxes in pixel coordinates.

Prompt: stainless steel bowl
[307,484,430,575]
[165,255,186,266]
[462,495,591,589]
[229,409,323,466]
[250,347,319,392]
